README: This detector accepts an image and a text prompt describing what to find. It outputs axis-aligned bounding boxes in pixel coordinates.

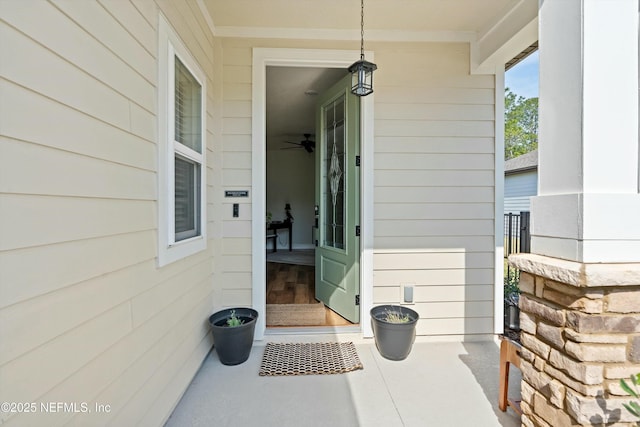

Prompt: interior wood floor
[266,262,353,327]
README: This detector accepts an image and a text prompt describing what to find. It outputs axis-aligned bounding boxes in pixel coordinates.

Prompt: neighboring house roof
[505,149,538,175]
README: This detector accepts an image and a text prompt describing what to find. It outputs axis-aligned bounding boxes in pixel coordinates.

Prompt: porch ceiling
[201,0,533,147]
[203,0,518,36]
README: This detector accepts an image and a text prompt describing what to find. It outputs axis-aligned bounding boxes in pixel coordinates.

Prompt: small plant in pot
[504,270,520,331]
[370,305,419,361]
[208,307,258,366]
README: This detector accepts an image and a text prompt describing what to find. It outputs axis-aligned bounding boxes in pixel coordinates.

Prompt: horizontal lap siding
[504,170,537,214]
[0,1,217,426]
[214,39,496,337]
[373,43,495,336]
[218,40,253,301]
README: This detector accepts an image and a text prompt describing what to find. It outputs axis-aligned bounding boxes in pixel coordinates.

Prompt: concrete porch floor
[165,336,522,427]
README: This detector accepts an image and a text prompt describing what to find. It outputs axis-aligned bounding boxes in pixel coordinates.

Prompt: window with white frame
[158,14,206,266]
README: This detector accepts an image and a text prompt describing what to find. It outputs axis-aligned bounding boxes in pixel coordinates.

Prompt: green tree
[505,88,538,160]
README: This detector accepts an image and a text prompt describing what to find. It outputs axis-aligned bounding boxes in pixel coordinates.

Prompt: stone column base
[509,253,640,427]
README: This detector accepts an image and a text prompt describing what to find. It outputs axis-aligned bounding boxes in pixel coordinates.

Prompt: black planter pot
[370,305,419,361]
[208,307,258,366]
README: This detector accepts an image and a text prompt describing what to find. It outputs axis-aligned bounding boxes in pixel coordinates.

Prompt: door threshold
[265,325,361,336]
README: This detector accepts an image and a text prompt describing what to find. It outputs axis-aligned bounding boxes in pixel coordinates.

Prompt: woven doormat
[259,342,363,376]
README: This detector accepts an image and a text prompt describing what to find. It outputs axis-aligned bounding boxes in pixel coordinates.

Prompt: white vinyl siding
[504,170,537,214]
[0,2,216,426]
[372,43,496,336]
[218,41,254,304]
[220,40,498,337]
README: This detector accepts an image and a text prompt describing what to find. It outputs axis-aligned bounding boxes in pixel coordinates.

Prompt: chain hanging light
[348,0,377,97]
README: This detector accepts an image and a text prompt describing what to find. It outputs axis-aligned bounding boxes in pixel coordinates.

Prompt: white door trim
[251,48,375,340]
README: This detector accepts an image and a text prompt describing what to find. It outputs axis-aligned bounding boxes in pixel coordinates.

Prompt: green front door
[315,74,360,323]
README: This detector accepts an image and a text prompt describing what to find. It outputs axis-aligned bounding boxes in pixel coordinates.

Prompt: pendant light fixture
[348,0,377,97]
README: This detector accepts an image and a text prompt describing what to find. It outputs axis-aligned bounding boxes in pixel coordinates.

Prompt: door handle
[313,205,319,246]
[314,205,319,228]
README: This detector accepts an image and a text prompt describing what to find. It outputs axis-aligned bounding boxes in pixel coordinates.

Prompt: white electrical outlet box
[400,283,415,304]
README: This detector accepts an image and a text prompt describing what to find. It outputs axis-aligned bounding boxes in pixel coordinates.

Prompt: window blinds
[174,156,200,241]
[174,57,202,154]
[173,55,202,242]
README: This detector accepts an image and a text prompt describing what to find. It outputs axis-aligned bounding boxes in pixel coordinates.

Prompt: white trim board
[217,27,475,43]
[251,48,375,340]
[493,66,506,334]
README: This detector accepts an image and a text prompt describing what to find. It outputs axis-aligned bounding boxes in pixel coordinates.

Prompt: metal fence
[504,212,531,278]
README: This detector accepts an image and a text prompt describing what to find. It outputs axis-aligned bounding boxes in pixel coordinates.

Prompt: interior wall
[266,149,315,249]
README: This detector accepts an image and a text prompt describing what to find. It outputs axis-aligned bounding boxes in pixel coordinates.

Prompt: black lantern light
[349,0,377,97]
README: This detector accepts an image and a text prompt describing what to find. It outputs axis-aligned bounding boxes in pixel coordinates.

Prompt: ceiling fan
[282,133,315,153]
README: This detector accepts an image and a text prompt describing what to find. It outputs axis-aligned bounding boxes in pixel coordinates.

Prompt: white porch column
[531,0,640,263]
